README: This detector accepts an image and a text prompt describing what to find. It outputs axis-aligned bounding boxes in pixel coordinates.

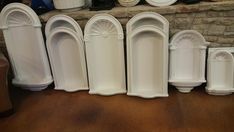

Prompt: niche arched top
[127,12,169,35]
[0,3,41,29]
[45,15,83,38]
[209,50,234,62]
[170,30,210,49]
[84,13,124,41]
[130,26,166,39]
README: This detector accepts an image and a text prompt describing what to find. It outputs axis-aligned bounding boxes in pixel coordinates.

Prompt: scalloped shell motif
[7,11,32,26]
[89,19,118,36]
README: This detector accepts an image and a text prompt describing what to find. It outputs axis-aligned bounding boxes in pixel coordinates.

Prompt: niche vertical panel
[0,3,53,91]
[207,50,234,95]
[84,14,126,96]
[127,12,169,98]
[169,30,209,93]
[47,28,88,92]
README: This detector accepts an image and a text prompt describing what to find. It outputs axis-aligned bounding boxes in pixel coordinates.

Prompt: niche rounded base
[206,88,233,96]
[13,79,53,92]
[89,88,126,96]
[176,87,194,93]
[55,87,89,93]
[127,92,169,99]
[170,80,205,93]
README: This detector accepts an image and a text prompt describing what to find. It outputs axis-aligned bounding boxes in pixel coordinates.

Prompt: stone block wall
[40,1,234,47]
[0,1,234,53]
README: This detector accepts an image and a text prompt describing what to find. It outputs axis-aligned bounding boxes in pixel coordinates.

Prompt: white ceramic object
[118,0,140,7]
[127,12,169,40]
[206,49,234,96]
[169,30,210,93]
[53,0,85,10]
[146,0,177,6]
[47,27,88,92]
[127,12,169,98]
[0,3,53,91]
[45,15,83,39]
[84,14,126,96]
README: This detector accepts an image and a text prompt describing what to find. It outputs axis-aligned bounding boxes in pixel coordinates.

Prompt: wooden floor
[0,85,234,132]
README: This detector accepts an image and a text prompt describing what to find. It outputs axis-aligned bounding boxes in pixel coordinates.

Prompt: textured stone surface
[208,25,226,35]
[39,1,234,22]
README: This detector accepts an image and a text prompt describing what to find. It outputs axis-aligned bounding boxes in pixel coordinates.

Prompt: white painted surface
[169,30,209,93]
[0,3,53,91]
[47,28,88,92]
[84,14,126,96]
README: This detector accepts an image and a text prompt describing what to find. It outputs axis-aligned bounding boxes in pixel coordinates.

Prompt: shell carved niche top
[170,31,209,49]
[90,20,118,36]
[0,3,41,29]
[84,14,124,41]
[213,52,233,61]
[7,11,32,26]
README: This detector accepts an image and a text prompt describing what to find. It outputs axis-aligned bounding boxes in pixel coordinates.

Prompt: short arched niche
[47,28,88,92]
[206,50,234,96]
[45,14,83,39]
[169,30,210,93]
[127,12,169,98]
[0,3,53,91]
[84,14,126,96]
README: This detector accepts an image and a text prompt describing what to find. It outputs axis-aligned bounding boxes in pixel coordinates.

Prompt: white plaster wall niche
[169,30,210,93]
[206,49,234,96]
[45,14,83,40]
[53,0,85,11]
[146,0,177,7]
[46,27,88,92]
[84,13,126,96]
[126,12,169,98]
[126,12,169,40]
[118,0,140,7]
[0,3,53,91]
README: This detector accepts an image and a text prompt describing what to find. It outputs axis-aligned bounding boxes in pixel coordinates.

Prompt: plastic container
[206,48,234,95]
[0,52,13,118]
[84,14,126,96]
[169,30,209,93]
[53,0,85,10]
[47,27,88,92]
[126,12,169,98]
[146,0,177,6]
[0,3,53,91]
[118,0,140,7]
